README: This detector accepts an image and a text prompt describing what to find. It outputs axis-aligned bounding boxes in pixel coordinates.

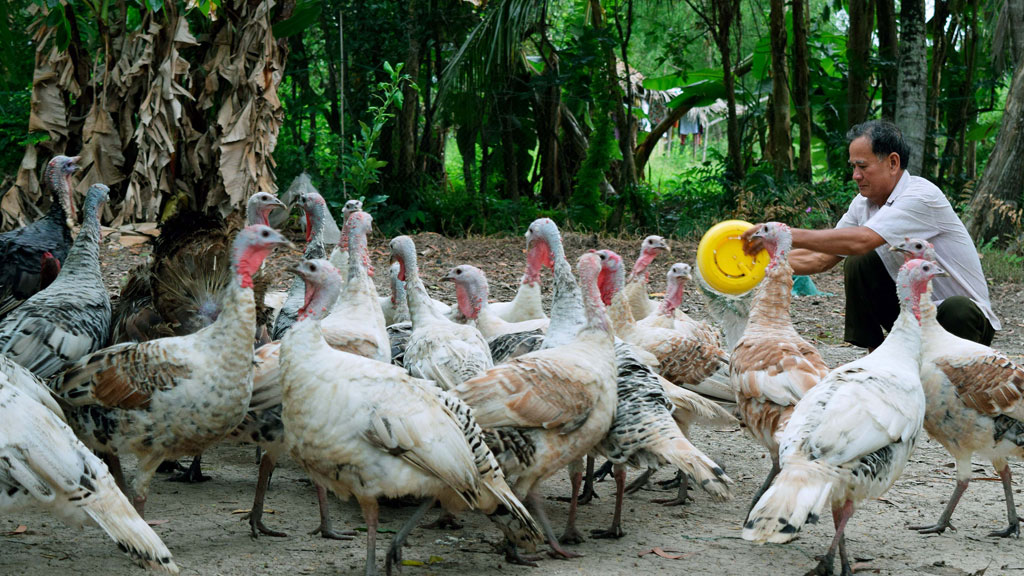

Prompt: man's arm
[789,226,885,255]
[788,249,843,275]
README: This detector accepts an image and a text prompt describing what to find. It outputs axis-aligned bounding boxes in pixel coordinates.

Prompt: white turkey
[621,235,671,321]
[892,238,1024,538]
[453,251,617,559]
[0,183,111,379]
[486,227,548,323]
[391,235,492,390]
[445,264,548,338]
[318,211,390,362]
[0,155,79,321]
[380,261,410,326]
[742,258,936,576]
[0,352,63,420]
[271,191,330,340]
[730,222,829,514]
[279,260,542,576]
[328,198,363,283]
[49,225,291,516]
[0,378,178,573]
[602,251,733,401]
[226,259,353,540]
[246,191,287,226]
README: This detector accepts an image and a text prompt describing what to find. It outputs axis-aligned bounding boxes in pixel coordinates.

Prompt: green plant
[342,61,415,201]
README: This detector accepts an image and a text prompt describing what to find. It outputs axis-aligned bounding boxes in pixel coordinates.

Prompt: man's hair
[846,120,911,171]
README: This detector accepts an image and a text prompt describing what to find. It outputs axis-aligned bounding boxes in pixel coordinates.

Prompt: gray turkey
[0,155,80,321]
[0,184,111,379]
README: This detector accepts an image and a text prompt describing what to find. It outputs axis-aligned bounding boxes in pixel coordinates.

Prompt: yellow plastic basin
[696,220,769,294]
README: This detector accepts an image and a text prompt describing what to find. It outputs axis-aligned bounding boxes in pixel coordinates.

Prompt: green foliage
[568,109,613,231]
[342,61,413,201]
[978,237,1024,284]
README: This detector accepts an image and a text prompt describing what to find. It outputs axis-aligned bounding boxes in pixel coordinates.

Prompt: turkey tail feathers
[83,480,180,573]
[742,462,833,544]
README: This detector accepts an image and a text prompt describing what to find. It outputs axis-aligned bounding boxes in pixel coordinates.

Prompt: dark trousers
[843,250,995,349]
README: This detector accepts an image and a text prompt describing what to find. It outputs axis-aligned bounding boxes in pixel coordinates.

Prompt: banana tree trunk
[895,0,927,172]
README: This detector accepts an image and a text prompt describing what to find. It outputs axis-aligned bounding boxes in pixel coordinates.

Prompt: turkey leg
[559,463,586,544]
[168,453,210,483]
[577,455,598,504]
[591,464,627,538]
[385,498,435,576]
[989,463,1021,538]
[312,482,357,540]
[527,492,582,559]
[652,472,692,506]
[746,457,781,518]
[359,498,380,576]
[805,499,854,576]
[908,478,967,534]
[248,452,286,538]
[624,467,655,494]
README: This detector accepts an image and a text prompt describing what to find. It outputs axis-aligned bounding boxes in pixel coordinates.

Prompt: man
[743,119,999,349]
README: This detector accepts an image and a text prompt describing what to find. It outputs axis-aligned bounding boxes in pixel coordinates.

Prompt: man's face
[848,136,901,207]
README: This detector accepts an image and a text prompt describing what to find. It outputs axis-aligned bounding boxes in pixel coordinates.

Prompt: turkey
[0,155,79,320]
[110,192,277,345]
[381,262,410,326]
[445,264,548,339]
[0,378,179,573]
[391,236,492,390]
[318,211,389,362]
[729,222,829,514]
[486,227,548,323]
[742,259,934,576]
[659,263,723,345]
[602,250,733,402]
[453,251,618,559]
[279,261,543,576]
[0,183,112,379]
[328,198,363,282]
[271,191,330,340]
[1,352,64,421]
[227,259,353,540]
[587,340,734,538]
[246,191,287,226]
[892,238,1024,538]
[49,225,291,516]
[693,264,754,352]
[621,235,671,321]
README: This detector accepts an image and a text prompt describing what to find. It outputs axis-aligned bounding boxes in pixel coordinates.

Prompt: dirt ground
[3,228,1023,576]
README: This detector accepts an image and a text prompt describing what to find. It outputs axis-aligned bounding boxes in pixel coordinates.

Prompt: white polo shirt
[835,171,1000,330]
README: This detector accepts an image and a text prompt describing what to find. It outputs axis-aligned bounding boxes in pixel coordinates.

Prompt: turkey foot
[502,542,540,567]
[590,525,625,539]
[592,460,614,483]
[248,511,287,539]
[577,456,597,505]
[559,525,585,545]
[988,522,1020,539]
[156,460,185,474]
[651,474,692,506]
[168,454,210,483]
[624,468,655,495]
[907,520,954,535]
[311,484,355,540]
[546,541,583,560]
[423,511,463,530]
[384,499,434,576]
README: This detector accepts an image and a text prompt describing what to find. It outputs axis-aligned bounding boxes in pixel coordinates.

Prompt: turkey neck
[43,168,73,229]
[873,274,924,367]
[398,246,445,327]
[344,220,371,296]
[390,268,409,318]
[303,203,328,260]
[656,277,684,317]
[57,192,103,282]
[748,257,795,327]
[541,234,585,349]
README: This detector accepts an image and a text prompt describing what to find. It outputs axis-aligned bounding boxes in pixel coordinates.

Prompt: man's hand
[741,223,765,256]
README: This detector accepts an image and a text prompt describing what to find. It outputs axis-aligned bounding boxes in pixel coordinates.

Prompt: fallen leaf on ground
[637,547,688,559]
[8,525,28,535]
[231,508,274,515]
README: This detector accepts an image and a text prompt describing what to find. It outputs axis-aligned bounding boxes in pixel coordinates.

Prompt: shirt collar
[884,171,911,207]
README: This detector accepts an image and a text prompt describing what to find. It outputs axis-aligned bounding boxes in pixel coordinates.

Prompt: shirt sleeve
[863,193,940,246]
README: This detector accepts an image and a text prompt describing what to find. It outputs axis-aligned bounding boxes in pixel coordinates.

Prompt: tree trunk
[791,0,812,181]
[847,0,873,128]
[535,34,563,207]
[396,0,422,207]
[895,0,927,173]
[634,96,699,175]
[719,0,743,182]
[965,60,1024,243]
[876,0,899,121]
[924,0,957,179]
[939,1,976,190]
[768,0,792,177]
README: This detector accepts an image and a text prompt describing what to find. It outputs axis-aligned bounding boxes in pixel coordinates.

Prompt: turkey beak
[287,265,306,279]
[889,245,909,255]
[653,239,670,253]
[442,269,457,282]
[270,197,287,210]
[934,266,949,278]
